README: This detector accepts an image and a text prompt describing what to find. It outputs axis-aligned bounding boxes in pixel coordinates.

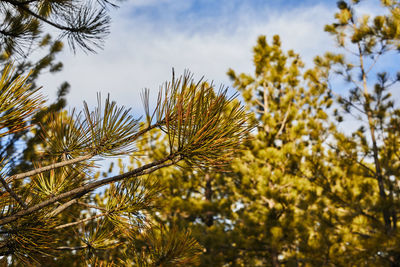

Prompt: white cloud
[32,0,396,170]
[37,1,337,114]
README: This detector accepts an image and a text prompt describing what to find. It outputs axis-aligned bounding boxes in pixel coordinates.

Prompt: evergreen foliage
[3,0,400,266]
[0,0,121,56]
[0,0,120,179]
[0,68,252,265]
[135,1,400,266]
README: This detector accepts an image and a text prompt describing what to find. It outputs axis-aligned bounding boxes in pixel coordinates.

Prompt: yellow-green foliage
[134,1,400,266]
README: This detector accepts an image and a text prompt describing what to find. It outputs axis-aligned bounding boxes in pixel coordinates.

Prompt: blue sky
[127,0,337,36]
[38,0,390,113]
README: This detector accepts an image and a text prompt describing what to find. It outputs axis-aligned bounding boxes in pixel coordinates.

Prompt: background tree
[307,0,400,265]
[134,35,332,266]
[135,1,400,266]
[227,1,400,265]
[227,35,334,266]
[0,68,252,265]
[228,1,400,265]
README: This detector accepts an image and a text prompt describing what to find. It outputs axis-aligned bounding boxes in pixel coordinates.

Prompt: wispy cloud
[36,0,363,114]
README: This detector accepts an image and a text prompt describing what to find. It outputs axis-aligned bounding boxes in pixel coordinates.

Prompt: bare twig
[55,245,88,251]
[55,212,108,229]
[0,177,27,209]
[276,103,291,137]
[47,198,79,217]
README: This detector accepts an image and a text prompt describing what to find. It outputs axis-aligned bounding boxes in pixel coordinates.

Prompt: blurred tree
[227,1,400,265]
[136,1,400,266]
[0,68,252,266]
[227,35,335,266]
[309,0,400,265]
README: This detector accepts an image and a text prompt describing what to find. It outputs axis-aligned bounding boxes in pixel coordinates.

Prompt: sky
[37,0,390,116]
[32,0,399,171]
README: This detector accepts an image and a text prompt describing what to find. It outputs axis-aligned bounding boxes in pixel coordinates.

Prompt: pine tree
[308,0,400,265]
[227,1,400,265]
[227,34,336,266]
[0,68,252,265]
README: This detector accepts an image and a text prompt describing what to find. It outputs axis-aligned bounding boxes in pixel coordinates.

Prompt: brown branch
[55,212,108,229]
[55,242,120,251]
[6,154,93,183]
[48,199,107,218]
[262,81,268,113]
[3,0,80,32]
[0,177,27,209]
[0,153,181,226]
[47,198,79,217]
[276,103,291,137]
[55,245,88,251]
[6,121,164,184]
[357,41,391,232]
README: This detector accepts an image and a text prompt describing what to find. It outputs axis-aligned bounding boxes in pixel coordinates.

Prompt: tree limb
[6,153,94,183]
[3,0,82,32]
[47,198,79,217]
[0,153,181,226]
[276,103,291,137]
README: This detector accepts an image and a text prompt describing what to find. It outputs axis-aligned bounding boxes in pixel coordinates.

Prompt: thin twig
[0,177,27,209]
[47,198,79,217]
[77,201,107,211]
[55,245,88,251]
[55,212,108,229]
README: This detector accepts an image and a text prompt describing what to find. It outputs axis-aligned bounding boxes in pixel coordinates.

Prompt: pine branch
[3,0,95,33]
[5,153,94,183]
[77,201,107,211]
[47,198,79,217]
[48,198,111,217]
[0,153,182,226]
